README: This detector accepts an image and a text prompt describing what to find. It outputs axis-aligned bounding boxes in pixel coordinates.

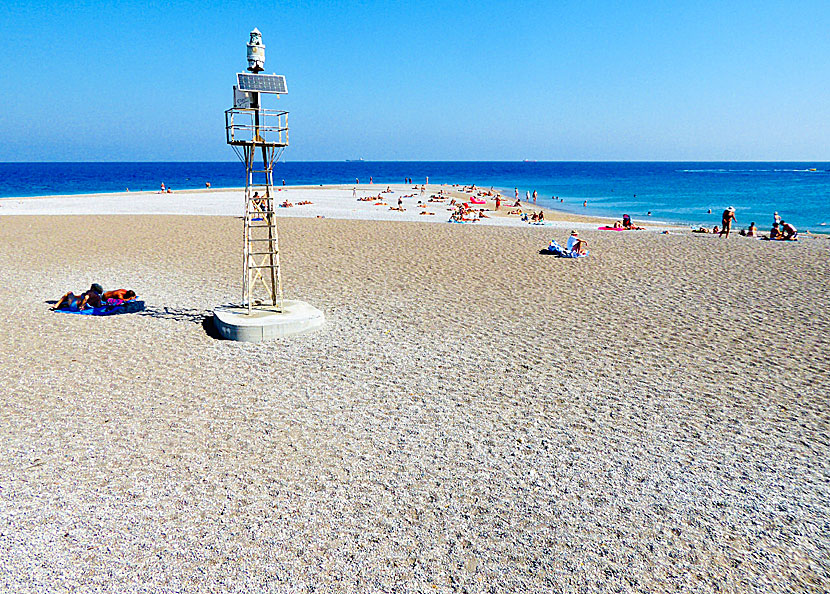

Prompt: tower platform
[213,300,324,342]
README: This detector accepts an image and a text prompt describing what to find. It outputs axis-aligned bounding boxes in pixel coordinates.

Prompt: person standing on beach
[495,196,501,211]
[720,207,737,238]
[720,207,737,237]
[532,190,537,204]
[160,182,165,193]
[774,211,781,226]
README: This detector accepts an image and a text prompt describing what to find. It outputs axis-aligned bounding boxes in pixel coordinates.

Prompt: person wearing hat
[720,207,737,238]
[566,230,588,255]
[52,283,104,311]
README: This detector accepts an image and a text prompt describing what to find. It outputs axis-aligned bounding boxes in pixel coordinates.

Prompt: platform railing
[225,108,289,146]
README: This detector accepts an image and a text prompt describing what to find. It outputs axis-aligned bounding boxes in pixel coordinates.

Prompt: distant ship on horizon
[522,159,537,163]
[345,158,365,162]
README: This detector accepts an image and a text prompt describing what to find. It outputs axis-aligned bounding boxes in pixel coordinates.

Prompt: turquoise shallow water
[0,162,828,231]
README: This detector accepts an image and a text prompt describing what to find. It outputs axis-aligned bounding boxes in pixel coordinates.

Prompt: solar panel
[237,73,287,94]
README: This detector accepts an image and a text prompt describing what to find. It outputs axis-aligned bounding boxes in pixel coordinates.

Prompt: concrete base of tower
[212,300,325,342]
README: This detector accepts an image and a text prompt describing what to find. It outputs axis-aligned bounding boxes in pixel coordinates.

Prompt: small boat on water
[807,168,817,171]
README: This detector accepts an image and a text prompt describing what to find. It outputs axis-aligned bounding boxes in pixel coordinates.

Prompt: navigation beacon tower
[213,29,324,342]
[225,28,288,312]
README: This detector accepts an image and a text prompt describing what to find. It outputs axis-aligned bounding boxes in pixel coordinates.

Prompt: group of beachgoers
[694,209,798,240]
[602,214,645,230]
[52,283,137,312]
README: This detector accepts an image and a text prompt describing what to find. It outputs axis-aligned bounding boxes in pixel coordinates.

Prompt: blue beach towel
[55,299,145,316]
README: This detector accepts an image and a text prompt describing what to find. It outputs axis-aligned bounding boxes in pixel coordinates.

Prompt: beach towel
[55,299,145,316]
[540,240,589,258]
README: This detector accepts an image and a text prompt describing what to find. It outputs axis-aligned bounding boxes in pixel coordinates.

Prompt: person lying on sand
[692,227,710,233]
[622,214,645,230]
[102,289,136,301]
[567,231,588,255]
[53,283,104,311]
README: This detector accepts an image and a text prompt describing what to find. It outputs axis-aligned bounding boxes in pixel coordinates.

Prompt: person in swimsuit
[53,283,104,311]
[102,289,136,301]
[720,207,736,238]
[781,221,798,240]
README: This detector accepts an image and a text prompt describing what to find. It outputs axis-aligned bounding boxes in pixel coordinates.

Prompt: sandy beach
[0,184,658,230]
[1,191,828,592]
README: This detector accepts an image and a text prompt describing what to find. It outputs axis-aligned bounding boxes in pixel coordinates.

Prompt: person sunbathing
[621,214,645,230]
[53,283,104,310]
[746,222,757,237]
[102,289,136,301]
[781,221,798,240]
[769,223,783,240]
[567,231,588,255]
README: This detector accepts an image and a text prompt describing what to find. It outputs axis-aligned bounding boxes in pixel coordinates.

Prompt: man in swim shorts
[780,221,798,240]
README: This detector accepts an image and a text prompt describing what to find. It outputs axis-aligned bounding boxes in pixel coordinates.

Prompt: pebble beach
[0,188,828,592]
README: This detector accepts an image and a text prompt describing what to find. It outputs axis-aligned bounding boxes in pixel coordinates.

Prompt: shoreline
[2,184,826,238]
[0,184,677,230]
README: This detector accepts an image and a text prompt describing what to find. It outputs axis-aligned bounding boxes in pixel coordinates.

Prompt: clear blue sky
[1,1,827,161]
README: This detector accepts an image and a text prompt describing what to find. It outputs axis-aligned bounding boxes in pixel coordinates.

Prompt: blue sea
[1,161,828,231]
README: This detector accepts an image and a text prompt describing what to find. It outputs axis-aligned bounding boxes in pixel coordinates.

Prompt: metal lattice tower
[224,29,289,314]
